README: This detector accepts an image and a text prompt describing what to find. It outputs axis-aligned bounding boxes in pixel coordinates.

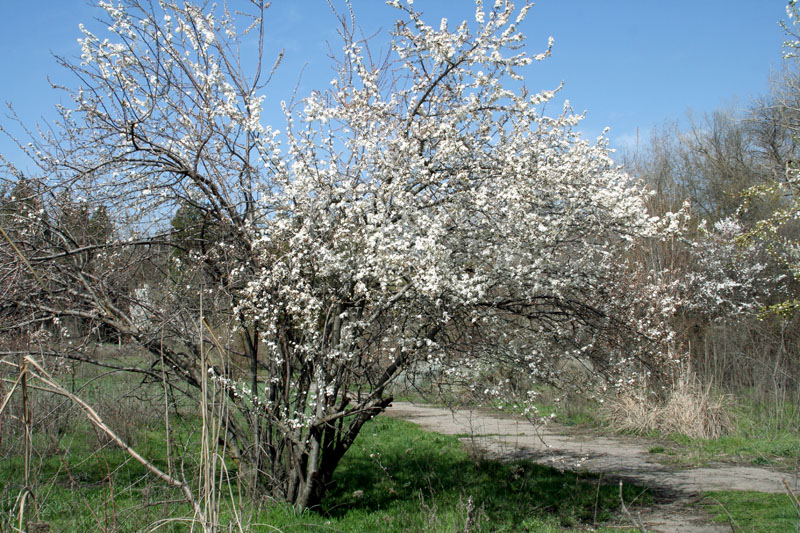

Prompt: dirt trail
[386,401,798,532]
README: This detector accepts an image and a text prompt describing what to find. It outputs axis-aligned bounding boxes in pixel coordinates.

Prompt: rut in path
[385,401,799,533]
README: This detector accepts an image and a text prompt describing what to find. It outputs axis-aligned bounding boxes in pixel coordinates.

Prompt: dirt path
[386,401,798,532]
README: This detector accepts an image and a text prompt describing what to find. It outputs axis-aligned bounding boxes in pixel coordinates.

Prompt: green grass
[665,430,800,467]
[659,400,800,468]
[317,416,651,531]
[0,410,210,532]
[1,369,650,531]
[393,382,800,532]
[24,360,798,531]
[247,415,650,532]
[703,490,800,532]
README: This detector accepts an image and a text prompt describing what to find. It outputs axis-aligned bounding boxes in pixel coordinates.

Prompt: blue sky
[0,1,790,172]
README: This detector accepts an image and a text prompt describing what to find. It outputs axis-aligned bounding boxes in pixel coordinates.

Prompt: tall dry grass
[604,371,733,439]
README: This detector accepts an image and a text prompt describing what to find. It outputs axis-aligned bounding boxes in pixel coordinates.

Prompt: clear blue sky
[0,1,789,172]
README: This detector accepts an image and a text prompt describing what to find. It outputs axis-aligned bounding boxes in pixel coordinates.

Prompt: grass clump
[603,374,733,440]
[591,359,799,465]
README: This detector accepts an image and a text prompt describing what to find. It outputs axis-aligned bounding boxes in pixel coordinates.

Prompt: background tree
[634,110,767,222]
[621,5,800,406]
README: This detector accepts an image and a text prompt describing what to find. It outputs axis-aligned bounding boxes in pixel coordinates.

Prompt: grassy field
[703,490,800,532]
[0,360,652,532]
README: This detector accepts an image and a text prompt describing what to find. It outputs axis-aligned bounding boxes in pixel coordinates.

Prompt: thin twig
[704,495,740,533]
[618,481,647,533]
[783,478,800,518]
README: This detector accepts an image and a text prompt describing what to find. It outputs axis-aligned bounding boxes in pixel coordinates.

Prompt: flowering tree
[1,0,672,509]
[729,0,800,316]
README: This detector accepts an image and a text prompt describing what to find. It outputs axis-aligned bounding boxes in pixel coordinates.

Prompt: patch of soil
[386,401,796,533]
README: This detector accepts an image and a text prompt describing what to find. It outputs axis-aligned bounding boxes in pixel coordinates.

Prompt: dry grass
[604,373,733,440]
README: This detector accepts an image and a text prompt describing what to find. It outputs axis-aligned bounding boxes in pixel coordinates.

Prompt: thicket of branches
[0,0,689,510]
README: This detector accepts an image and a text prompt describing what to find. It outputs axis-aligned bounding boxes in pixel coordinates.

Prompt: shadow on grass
[322,416,650,530]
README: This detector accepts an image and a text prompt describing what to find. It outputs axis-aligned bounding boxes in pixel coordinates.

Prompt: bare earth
[386,401,798,532]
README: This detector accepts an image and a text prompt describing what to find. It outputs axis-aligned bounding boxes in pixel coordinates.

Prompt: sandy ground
[386,401,799,532]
